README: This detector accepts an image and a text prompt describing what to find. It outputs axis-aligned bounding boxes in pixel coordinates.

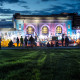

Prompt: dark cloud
[63,3,75,8]
[36,1,41,4]
[0,3,79,15]
[52,5,65,10]
[0,0,79,15]
[63,3,79,12]
[31,6,64,15]
[63,3,76,11]
[0,0,27,3]
[42,0,50,1]
[31,4,79,15]
[32,10,51,15]
[36,0,57,4]
[0,2,3,6]
[22,6,29,9]
[0,7,31,15]
[70,0,80,1]
[41,0,57,1]
[0,0,19,3]
[19,1,27,4]
[0,8,14,14]
[42,5,65,13]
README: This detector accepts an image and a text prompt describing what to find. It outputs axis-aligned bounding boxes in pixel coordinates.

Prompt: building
[0,13,80,42]
[13,13,80,40]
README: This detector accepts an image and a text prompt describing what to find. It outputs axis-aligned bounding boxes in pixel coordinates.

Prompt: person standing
[16,37,19,47]
[0,36,1,49]
[61,37,64,46]
[8,40,14,47]
[20,36,23,47]
[24,36,28,47]
[55,40,59,47]
[65,36,69,47]
[51,41,54,47]
[47,42,50,47]
[29,35,34,47]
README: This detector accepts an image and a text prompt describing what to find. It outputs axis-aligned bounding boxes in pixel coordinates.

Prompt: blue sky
[0,0,79,20]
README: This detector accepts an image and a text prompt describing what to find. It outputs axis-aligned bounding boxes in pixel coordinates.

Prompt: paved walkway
[1,46,80,50]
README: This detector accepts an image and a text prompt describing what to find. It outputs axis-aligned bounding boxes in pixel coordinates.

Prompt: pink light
[24,23,26,30]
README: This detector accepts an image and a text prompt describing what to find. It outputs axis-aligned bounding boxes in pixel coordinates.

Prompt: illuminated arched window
[42,26,48,35]
[56,26,62,34]
[27,26,34,34]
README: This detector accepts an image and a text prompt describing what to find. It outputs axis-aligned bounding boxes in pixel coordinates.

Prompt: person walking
[16,37,19,47]
[20,36,23,47]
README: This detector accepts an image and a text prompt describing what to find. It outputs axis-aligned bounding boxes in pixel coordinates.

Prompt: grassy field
[0,49,80,80]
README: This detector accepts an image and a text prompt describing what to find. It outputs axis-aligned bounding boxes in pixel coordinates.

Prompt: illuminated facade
[12,13,73,40]
[0,13,80,42]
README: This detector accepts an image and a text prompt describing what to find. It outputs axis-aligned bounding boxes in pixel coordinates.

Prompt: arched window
[27,26,34,34]
[42,26,48,35]
[56,26,62,34]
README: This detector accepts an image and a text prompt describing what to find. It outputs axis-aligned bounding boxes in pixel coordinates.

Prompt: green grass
[0,49,80,80]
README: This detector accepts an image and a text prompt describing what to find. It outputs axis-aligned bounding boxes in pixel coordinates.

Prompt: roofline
[13,13,75,19]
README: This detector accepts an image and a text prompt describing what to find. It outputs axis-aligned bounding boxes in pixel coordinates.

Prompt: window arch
[42,26,48,35]
[56,26,62,34]
[27,26,34,34]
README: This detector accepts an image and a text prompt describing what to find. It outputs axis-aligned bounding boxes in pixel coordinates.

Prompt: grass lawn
[0,49,80,80]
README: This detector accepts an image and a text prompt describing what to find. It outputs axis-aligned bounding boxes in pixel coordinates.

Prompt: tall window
[19,24,21,30]
[56,26,62,34]
[68,25,70,29]
[42,26,48,35]
[27,26,34,34]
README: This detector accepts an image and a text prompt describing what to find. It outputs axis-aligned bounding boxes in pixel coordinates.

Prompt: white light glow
[58,35,62,40]
[76,33,80,39]
[39,35,44,39]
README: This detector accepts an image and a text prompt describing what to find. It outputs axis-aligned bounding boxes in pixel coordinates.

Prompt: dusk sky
[0,0,79,20]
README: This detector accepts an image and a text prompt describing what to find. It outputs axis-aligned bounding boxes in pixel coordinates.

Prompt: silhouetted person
[51,42,54,47]
[40,41,42,47]
[65,36,69,47]
[0,36,1,49]
[47,42,50,47]
[16,37,19,47]
[29,35,34,47]
[55,40,59,47]
[8,40,14,47]
[20,36,23,47]
[61,37,64,46]
[24,36,28,47]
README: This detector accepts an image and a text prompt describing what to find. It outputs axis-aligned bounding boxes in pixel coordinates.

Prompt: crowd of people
[0,35,70,48]
[8,35,36,47]
[45,36,69,47]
